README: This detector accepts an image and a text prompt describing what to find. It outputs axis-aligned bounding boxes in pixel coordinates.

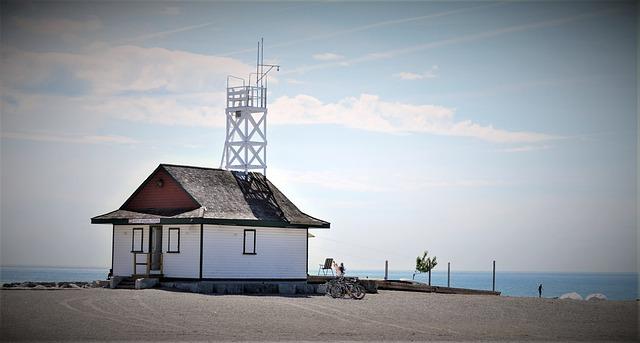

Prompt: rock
[34,285,47,289]
[559,292,583,300]
[92,280,109,288]
[68,283,81,288]
[586,293,607,301]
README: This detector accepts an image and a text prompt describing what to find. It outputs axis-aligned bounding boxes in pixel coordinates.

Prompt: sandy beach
[1,288,637,341]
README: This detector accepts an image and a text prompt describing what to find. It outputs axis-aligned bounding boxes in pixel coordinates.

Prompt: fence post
[384,260,388,280]
[447,262,450,287]
[492,260,496,292]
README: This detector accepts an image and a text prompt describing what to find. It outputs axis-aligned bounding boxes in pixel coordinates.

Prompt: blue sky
[1,1,636,272]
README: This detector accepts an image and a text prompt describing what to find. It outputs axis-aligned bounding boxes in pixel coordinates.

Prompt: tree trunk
[428,270,431,286]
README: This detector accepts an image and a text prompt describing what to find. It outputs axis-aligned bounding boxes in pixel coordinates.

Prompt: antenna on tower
[220,38,280,176]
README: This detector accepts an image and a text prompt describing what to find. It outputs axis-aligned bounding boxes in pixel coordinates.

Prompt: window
[243,229,256,254]
[131,228,143,252]
[167,228,180,253]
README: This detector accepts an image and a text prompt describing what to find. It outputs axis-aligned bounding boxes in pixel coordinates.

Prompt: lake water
[348,270,638,300]
[1,266,637,300]
[1,266,109,284]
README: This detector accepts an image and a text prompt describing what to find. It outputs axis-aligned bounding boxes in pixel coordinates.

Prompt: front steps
[111,276,161,290]
[114,277,135,289]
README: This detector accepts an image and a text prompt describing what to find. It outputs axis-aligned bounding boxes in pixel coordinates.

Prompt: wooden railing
[132,252,163,277]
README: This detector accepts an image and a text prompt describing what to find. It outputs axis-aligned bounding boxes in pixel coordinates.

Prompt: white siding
[112,224,308,279]
[162,225,200,278]
[113,225,149,276]
[202,225,307,279]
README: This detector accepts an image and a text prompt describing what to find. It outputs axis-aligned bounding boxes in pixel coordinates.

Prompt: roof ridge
[159,163,228,172]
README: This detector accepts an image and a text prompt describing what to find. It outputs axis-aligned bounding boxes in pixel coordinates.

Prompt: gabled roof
[91,164,329,229]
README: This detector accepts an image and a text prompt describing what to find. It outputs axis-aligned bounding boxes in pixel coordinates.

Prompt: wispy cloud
[270,169,390,192]
[2,43,556,144]
[286,79,306,85]
[394,65,439,80]
[217,2,505,57]
[284,8,619,75]
[3,45,252,96]
[11,16,102,43]
[496,145,551,153]
[430,76,596,100]
[12,16,102,35]
[270,168,504,193]
[119,22,216,43]
[312,52,344,61]
[160,6,181,16]
[270,93,556,143]
[1,45,252,130]
[1,131,138,145]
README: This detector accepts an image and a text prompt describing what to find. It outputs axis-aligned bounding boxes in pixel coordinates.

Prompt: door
[150,226,162,272]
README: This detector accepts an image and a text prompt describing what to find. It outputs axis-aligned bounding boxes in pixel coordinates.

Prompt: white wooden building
[92,164,329,280]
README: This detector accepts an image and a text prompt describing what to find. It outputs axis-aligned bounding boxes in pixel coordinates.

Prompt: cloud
[161,6,181,16]
[283,8,618,75]
[312,52,344,61]
[1,131,138,145]
[1,46,553,144]
[286,79,305,85]
[496,145,551,153]
[0,45,252,131]
[270,93,555,143]
[269,168,503,193]
[120,22,216,43]
[217,2,503,57]
[12,16,102,36]
[394,65,439,80]
[270,169,389,192]
[2,45,253,96]
[91,92,227,127]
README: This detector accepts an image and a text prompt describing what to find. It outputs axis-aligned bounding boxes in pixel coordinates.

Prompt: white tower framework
[220,38,279,175]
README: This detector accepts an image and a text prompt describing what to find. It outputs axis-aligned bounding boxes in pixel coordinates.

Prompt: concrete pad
[109,276,124,289]
[197,282,213,294]
[278,283,296,295]
[135,278,159,290]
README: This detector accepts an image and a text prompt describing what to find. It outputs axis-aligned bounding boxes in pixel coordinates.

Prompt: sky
[0,1,637,273]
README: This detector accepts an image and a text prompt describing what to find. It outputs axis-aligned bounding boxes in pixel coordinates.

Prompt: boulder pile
[2,280,110,289]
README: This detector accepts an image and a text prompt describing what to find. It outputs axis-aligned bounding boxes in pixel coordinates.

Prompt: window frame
[243,229,256,255]
[167,227,180,253]
[131,228,144,253]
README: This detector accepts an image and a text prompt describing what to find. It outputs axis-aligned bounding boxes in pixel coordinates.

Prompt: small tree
[415,251,438,285]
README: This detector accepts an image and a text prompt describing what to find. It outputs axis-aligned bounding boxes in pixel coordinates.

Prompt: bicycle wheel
[351,284,366,300]
[325,284,333,296]
[330,284,344,298]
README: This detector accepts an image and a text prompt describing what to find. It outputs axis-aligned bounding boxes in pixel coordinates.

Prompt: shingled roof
[91,164,329,228]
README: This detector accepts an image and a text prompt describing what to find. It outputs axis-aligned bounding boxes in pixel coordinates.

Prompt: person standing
[332,260,342,277]
[538,283,543,298]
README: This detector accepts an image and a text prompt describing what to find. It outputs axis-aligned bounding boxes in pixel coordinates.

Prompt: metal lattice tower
[220,38,279,176]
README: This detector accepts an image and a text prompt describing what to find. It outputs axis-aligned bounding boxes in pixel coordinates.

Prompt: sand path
[1,289,636,341]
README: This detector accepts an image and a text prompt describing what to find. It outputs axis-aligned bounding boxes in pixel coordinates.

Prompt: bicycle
[325,276,366,300]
